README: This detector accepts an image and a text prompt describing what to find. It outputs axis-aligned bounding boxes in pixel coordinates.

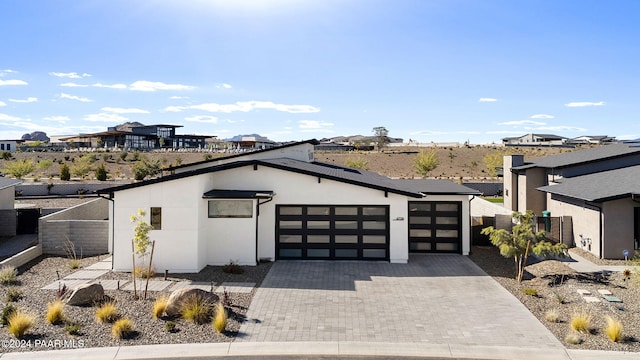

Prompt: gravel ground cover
[469,246,640,352]
[0,255,271,353]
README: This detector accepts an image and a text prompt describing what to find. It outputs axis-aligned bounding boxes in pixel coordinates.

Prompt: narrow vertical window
[150,207,162,230]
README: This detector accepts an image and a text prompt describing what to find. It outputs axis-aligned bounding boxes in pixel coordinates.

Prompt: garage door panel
[408,201,462,254]
[276,205,389,261]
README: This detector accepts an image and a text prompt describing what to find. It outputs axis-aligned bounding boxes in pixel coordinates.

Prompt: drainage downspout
[256,197,273,264]
[469,194,475,255]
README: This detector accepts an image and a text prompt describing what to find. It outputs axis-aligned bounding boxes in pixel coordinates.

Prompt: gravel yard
[0,255,271,353]
[469,246,640,352]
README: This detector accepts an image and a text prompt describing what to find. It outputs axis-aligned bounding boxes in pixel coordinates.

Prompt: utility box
[542,210,551,232]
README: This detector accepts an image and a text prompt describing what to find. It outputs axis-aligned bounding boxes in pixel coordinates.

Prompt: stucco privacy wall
[109,164,473,273]
[603,198,636,259]
[39,198,109,256]
[547,194,601,258]
[0,187,15,210]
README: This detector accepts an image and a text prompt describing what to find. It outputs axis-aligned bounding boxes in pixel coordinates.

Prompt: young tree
[413,150,439,178]
[132,157,162,181]
[3,159,35,179]
[70,154,94,179]
[344,157,368,170]
[95,162,108,181]
[372,126,390,152]
[60,163,71,181]
[481,210,567,282]
[483,150,505,178]
[130,209,155,299]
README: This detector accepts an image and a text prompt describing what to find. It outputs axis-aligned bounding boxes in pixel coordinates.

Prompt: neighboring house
[0,140,18,152]
[60,124,212,150]
[502,133,567,146]
[99,140,479,273]
[565,135,618,145]
[228,134,277,150]
[0,177,22,236]
[503,143,640,259]
[538,166,640,259]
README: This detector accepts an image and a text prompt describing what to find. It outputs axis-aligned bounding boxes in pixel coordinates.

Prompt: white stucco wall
[110,162,473,272]
[0,187,15,210]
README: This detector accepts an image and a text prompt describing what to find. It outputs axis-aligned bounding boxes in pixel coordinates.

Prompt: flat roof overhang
[202,189,275,199]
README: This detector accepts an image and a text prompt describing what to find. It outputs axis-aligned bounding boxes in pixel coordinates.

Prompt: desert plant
[481,211,568,282]
[132,157,161,180]
[95,162,108,181]
[46,299,65,325]
[95,301,118,323]
[69,259,80,269]
[71,154,94,178]
[604,316,623,342]
[522,288,538,296]
[7,310,35,338]
[0,151,12,160]
[564,333,582,345]
[37,159,53,172]
[5,289,22,302]
[203,153,214,161]
[222,287,232,307]
[152,296,168,319]
[212,302,227,334]
[56,283,68,300]
[112,318,134,339]
[345,157,368,170]
[65,322,81,335]
[2,159,35,179]
[60,163,71,180]
[165,321,177,333]
[570,312,592,333]
[554,292,566,304]
[483,150,505,178]
[545,309,559,323]
[413,149,439,178]
[135,266,156,279]
[1,305,17,325]
[222,260,244,274]
[0,265,18,285]
[181,294,213,324]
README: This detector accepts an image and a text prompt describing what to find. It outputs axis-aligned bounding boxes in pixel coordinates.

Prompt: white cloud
[185,115,219,124]
[9,97,38,103]
[565,101,605,107]
[60,82,89,87]
[101,107,150,114]
[299,120,334,131]
[530,114,554,119]
[164,106,185,112]
[83,113,128,122]
[0,69,17,76]
[526,125,587,132]
[0,79,28,86]
[0,101,5,107]
[193,101,320,114]
[43,116,70,122]
[410,130,448,135]
[129,80,195,92]
[60,93,93,102]
[485,130,521,135]
[479,98,498,102]
[498,120,546,126]
[216,83,232,89]
[169,96,190,100]
[0,113,23,121]
[49,72,91,79]
[93,83,127,89]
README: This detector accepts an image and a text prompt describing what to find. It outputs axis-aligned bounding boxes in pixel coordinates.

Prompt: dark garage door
[408,201,462,253]
[276,205,389,260]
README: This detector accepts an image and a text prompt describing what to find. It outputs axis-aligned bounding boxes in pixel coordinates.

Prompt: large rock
[66,283,105,306]
[165,288,219,317]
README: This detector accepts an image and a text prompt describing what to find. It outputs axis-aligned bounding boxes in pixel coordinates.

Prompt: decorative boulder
[66,283,105,306]
[165,288,219,317]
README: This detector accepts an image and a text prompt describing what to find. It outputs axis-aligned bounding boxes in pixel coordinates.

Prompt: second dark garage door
[276,205,389,260]
[408,201,462,253]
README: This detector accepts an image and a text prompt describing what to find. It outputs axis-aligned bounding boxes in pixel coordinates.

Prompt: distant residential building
[502,133,567,146]
[229,134,277,150]
[565,135,618,145]
[60,124,214,150]
[0,140,19,152]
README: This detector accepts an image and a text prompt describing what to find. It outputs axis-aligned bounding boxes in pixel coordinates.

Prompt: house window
[150,207,162,230]
[208,200,253,218]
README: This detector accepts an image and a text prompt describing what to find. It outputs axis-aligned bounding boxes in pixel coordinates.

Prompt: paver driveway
[237,254,563,350]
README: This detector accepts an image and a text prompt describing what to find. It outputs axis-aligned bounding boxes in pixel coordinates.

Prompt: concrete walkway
[563,249,631,273]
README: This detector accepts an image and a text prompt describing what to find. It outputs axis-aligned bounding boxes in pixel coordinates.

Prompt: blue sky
[1,0,639,144]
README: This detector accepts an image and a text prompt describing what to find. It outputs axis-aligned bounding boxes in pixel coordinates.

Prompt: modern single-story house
[538,165,640,259]
[502,133,567,147]
[99,140,480,273]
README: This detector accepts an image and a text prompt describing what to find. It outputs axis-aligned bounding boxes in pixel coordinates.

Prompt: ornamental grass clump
[95,301,118,324]
[604,316,623,342]
[522,288,538,296]
[570,311,592,333]
[0,266,18,285]
[212,302,227,334]
[5,289,22,302]
[112,318,134,339]
[46,299,65,325]
[181,294,213,325]
[564,333,582,345]
[545,309,559,323]
[7,310,35,338]
[152,296,168,319]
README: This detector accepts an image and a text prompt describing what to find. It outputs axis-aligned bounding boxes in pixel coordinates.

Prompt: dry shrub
[7,310,35,338]
[152,296,168,319]
[604,316,623,342]
[181,294,213,325]
[212,302,227,334]
[112,318,134,339]
[570,311,592,333]
[46,299,65,325]
[545,309,559,323]
[95,301,118,323]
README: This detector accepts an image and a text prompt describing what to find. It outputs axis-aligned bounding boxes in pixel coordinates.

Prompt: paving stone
[41,279,91,290]
[92,279,129,291]
[583,296,601,303]
[64,269,109,279]
[122,280,172,292]
[85,261,112,270]
[170,281,215,292]
[215,282,255,294]
[597,289,613,295]
[576,289,591,295]
[603,295,623,303]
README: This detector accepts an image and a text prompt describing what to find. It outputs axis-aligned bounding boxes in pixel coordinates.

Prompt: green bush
[2,159,34,179]
[60,163,71,181]
[95,162,108,181]
[1,305,17,325]
[0,266,18,285]
[5,289,22,302]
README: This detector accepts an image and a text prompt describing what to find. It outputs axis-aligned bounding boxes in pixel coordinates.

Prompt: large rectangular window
[150,207,162,230]
[208,200,253,218]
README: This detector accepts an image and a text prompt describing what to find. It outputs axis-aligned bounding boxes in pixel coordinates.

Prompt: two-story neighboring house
[503,144,640,259]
